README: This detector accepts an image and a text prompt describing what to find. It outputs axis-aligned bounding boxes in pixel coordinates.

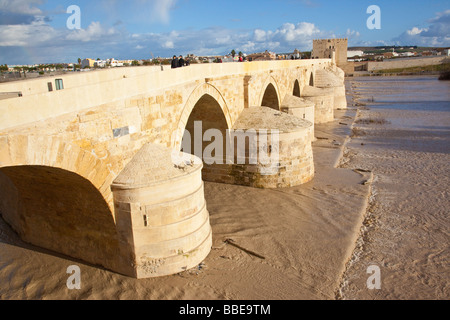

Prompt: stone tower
[312,38,354,75]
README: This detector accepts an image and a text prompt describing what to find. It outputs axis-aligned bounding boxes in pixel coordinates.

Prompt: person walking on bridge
[171,55,179,69]
[178,55,185,68]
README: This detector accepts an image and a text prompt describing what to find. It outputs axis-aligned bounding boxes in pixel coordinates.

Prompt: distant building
[94,60,107,68]
[399,52,415,57]
[444,49,450,56]
[287,49,301,60]
[312,38,354,75]
[347,50,364,58]
[81,58,95,69]
[247,50,276,61]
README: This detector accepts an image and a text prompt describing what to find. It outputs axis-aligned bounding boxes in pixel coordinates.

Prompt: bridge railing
[0,59,332,131]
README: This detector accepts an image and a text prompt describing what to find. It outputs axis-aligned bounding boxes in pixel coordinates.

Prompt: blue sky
[0,0,449,64]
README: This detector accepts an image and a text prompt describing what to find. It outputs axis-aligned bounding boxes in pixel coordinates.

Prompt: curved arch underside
[0,165,122,272]
[293,80,301,97]
[182,94,229,181]
[261,83,280,110]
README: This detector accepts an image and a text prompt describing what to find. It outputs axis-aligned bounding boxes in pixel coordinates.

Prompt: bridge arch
[259,76,281,110]
[0,135,116,215]
[293,79,301,97]
[0,165,120,268]
[309,72,315,87]
[0,137,122,271]
[173,82,232,150]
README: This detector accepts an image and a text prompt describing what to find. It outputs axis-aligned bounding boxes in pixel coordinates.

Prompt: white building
[444,49,450,56]
[347,50,364,58]
[94,60,107,68]
[109,59,124,67]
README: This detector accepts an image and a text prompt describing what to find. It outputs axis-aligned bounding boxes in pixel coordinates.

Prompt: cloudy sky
[0,0,449,65]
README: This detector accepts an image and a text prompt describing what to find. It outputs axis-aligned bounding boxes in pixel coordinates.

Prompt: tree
[238,51,243,57]
[78,58,81,64]
[231,49,236,58]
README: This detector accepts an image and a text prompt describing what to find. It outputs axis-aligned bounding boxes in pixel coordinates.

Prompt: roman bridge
[0,59,346,278]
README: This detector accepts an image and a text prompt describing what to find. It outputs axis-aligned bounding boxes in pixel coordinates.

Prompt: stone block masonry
[111,144,212,278]
[0,59,344,278]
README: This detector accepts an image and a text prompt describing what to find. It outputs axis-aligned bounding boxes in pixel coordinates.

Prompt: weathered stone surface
[302,86,335,124]
[0,60,342,278]
[280,94,315,139]
[314,67,348,110]
[111,143,212,278]
[201,107,314,188]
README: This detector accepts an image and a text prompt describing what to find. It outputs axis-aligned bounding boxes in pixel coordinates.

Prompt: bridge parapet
[0,59,342,278]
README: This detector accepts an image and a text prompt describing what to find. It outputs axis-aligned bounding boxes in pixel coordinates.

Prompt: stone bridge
[0,60,346,278]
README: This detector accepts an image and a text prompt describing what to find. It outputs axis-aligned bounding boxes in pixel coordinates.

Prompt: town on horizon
[1,42,450,83]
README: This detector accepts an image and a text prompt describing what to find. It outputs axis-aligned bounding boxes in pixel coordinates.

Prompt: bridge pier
[201,107,314,188]
[111,143,212,278]
[314,67,347,110]
[0,59,339,278]
[280,94,315,140]
[301,86,335,124]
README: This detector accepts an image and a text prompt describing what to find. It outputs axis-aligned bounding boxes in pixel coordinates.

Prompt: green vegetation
[373,63,450,75]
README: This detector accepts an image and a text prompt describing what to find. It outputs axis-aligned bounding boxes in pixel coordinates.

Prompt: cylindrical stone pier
[280,94,316,140]
[301,86,335,124]
[314,67,347,110]
[204,106,315,188]
[111,143,212,279]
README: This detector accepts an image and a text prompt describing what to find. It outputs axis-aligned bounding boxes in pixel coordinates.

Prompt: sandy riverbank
[2,75,446,300]
[338,76,450,300]
[0,106,372,300]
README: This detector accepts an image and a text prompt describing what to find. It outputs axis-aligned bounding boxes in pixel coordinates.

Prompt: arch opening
[261,83,280,110]
[293,80,301,97]
[181,94,229,181]
[0,165,120,269]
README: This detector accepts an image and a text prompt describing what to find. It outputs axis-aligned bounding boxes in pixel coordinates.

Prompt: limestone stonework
[312,38,354,75]
[314,67,347,110]
[0,59,340,278]
[301,86,335,124]
[201,107,314,188]
[280,94,315,139]
[111,144,212,278]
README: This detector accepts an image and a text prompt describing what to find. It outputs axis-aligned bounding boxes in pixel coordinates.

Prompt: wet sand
[0,108,372,300]
[1,76,447,300]
[338,76,450,300]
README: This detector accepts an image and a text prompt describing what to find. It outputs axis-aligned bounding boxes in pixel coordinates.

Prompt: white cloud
[346,29,360,37]
[0,16,56,46]
[66,22,118,42]
[248,22,323,52]
[406,27,425,36]
[134,0,177,24]
[0,0,43,15]
[393,10,450,47]
[162,40,174,49]
[254,29,267,42]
